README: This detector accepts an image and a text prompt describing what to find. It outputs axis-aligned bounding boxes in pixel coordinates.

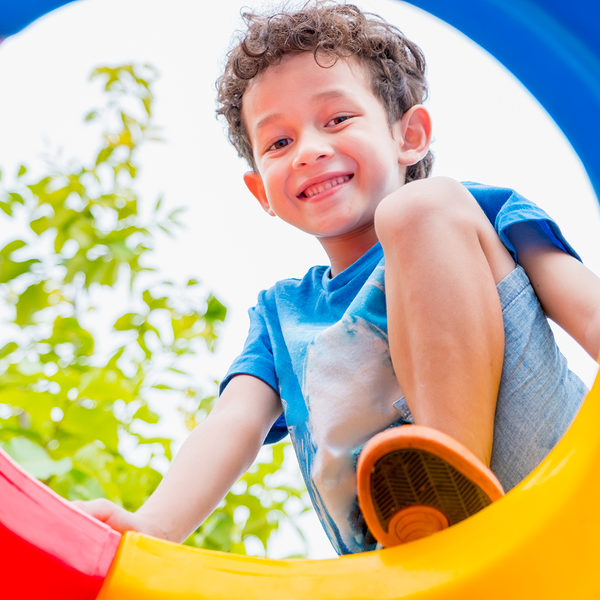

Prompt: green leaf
[0,200,12,216]
[203,512,235,550]
[44,316,95,356]
[99,259,119,287]
[0,388,59,438]
[167,206,186,226]
[30,215,50,235]
[60,404,119,453]
[113,312,142,331]
[0,341,18,359]
[17,164,27,178]
[72,441,110,467]
[151,383,174,391]
[38,186,70,209]
[77,369,137,405]
[205,294,227,322]
[142,96,152,116]
[8,192,25,205]
[26,176,51,198]
[51,468,106,501]
[96,146,114,165]
[15,281,50,326]
[133,404,160,424]
[3,437,72,480]
[141,289,169,310]
[0,239,26,257]
[0,256,39,284]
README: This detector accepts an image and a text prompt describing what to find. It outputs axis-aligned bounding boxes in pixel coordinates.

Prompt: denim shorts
[386,264,588,492]
[488,264,587,490]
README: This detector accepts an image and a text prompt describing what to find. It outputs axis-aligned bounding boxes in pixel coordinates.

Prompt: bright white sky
[0,0,599,558]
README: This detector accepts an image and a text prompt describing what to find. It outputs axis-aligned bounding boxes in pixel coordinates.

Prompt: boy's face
[242,52,425,248]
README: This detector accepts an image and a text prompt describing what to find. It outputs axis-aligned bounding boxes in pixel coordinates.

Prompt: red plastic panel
[0,448,120,599]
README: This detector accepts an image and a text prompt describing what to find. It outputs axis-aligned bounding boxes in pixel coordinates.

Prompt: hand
[72,498,162,538]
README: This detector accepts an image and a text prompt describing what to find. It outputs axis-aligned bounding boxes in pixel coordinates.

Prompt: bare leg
[374,178,515,465]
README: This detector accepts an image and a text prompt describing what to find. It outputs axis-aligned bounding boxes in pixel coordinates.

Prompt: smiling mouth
[299,174,353,199]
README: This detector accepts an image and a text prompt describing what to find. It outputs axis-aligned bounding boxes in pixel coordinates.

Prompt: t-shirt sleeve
[464,182,582,263]
[218,292,288,444]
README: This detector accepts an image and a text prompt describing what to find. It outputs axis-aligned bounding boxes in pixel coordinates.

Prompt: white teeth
[303,175,351,198]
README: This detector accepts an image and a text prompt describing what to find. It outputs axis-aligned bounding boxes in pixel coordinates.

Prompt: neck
[319,226,379,277]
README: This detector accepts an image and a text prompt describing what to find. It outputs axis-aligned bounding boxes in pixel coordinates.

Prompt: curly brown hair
[216,1,433,183]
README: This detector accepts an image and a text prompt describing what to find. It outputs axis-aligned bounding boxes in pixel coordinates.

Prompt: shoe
[357,425,504,546]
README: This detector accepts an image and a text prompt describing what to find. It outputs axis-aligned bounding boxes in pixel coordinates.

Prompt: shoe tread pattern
[370,449,493,529]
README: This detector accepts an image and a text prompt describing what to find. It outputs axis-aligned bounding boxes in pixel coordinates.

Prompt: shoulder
[461,182,580,263]
[461,182,550,222]
[461,181,523,215]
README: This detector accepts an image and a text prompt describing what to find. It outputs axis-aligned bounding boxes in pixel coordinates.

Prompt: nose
[291,130,333,169]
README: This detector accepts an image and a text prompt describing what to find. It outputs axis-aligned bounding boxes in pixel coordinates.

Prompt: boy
[78,2,600,555]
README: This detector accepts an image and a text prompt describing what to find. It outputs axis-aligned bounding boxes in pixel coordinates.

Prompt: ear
[243,171,275,216]
[393,105,432,167]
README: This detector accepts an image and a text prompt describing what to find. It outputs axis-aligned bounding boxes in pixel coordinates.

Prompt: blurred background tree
[0,63,309,557]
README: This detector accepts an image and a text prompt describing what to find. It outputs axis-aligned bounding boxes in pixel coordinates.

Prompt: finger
[72,498,136,532]
[72,498,115,521]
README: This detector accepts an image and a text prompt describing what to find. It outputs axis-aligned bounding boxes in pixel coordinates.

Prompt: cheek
[343,131,390,166]
[261,166,288,199]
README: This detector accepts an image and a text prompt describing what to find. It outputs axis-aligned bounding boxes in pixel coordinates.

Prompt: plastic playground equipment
[1,1,599,597]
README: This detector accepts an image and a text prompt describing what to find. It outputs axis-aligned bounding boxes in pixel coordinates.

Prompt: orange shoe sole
[357,425,504,546]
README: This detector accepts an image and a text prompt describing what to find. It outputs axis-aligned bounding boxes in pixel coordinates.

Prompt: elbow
[585,307,600,363]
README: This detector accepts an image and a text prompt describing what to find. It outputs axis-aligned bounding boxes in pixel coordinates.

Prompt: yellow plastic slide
[97,369,600,599]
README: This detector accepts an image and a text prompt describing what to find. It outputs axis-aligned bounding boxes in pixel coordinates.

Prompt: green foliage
[0,63,309,557]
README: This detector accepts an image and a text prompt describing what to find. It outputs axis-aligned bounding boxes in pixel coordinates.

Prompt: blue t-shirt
[220,183,580,555]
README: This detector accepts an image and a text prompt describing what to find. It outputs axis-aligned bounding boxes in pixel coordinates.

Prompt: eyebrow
[254,112,285,135]
[253,89,352,134]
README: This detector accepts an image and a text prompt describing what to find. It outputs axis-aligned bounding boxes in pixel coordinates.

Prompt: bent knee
[374,177,475,243]
[374,177,515,282]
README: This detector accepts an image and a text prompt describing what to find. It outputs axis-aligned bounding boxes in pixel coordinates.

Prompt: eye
[267,138,292,152]
[326,115,352,127]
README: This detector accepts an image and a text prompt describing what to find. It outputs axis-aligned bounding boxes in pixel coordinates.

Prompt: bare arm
[76,375,281,543]
[509,222,600,360]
